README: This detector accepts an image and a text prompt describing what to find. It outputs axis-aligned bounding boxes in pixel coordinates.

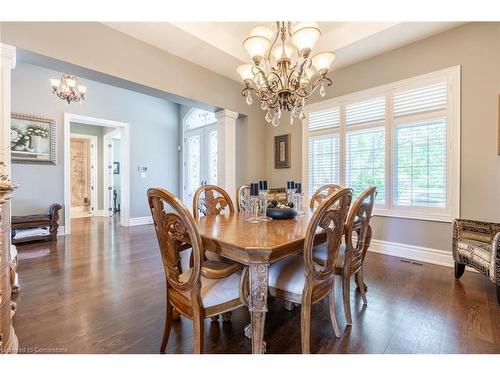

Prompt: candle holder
[286,181,296,206]
[286,189,296,206]
[258,190,272,221]
[246,183,261,224]
[294,182,304,216]
[295,192,305,216]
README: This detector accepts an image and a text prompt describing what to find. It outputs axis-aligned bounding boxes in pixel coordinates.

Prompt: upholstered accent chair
[267,188,353,353]
[452,219,500,305]
[148,188,246,353]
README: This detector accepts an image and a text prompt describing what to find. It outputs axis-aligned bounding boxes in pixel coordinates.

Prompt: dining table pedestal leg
[248,264,269,354]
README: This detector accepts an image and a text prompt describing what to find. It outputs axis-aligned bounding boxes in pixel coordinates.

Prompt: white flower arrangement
[25,124,49,138]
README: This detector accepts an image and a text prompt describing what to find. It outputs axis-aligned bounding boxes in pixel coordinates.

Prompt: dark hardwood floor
[11,216,500,354]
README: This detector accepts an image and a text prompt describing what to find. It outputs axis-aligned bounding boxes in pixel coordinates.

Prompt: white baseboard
[128,216,153,226]
[57,226,66,236]
[93,210,109,217]
[368,239,454,269]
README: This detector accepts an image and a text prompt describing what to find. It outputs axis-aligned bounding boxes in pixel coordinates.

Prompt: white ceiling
[103,22,464,82]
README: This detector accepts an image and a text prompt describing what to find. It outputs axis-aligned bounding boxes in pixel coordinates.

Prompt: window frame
[302,66,460,223]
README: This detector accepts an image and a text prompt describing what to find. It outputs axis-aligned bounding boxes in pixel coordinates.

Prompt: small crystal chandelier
[237,22,335,126]
[50,74,87,104]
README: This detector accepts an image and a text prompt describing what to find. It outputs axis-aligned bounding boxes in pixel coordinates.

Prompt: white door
[105,140,114,216]
[89,140,96,215]
[183,124,217,205]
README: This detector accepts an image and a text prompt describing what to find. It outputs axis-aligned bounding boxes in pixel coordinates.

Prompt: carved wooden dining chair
[267,188,353,353]
[193,184,242,321]
[236,185,251,212]
[309,184,342,209]
[313,186,376,325]
[148,188,245,354]
[193,184,235,219]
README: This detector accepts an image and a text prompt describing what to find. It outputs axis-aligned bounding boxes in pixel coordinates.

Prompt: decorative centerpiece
[266,199,298,220]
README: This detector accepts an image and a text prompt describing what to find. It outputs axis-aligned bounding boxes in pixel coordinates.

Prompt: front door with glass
[183,123,217,206]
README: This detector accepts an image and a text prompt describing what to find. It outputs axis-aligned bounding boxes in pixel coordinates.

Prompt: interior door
[183,125,218,205]
[89,140,96,215]
[105,139,114,216]
[70,138,91,216]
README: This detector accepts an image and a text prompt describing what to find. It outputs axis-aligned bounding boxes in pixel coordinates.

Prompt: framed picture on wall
[274,134,291,169]
[113,162,120,174]
[10,113,56,164]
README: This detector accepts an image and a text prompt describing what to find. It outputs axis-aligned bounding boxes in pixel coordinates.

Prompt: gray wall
[264,22,500,252]
[11,61,180,221]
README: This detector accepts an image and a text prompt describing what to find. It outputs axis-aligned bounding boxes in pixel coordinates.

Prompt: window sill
[373,208,454,223]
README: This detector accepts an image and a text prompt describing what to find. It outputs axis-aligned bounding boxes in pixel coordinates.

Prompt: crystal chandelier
[237,22,335,126]
[50,74,87,104]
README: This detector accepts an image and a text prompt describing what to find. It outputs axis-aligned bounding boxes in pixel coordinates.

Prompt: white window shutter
[394,82,446,117]
[394,119,447,207]
[345,97,385,126]
[308,134,340,197]
[308,107,340,131]
[345,128,385,203]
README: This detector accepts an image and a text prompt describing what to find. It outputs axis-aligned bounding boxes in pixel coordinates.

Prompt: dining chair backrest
[309,184,343,209]
[236,185,251,212]
[193,184,235,219]
[343,186,377,274]
[147,188,203,297]
[303,188,352,282]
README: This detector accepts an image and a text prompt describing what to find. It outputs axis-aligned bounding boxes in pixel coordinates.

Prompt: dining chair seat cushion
[268,255,308,296]
[179,269,241,308]
[312,243,345,267]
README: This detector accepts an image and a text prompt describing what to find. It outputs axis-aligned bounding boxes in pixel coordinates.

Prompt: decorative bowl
[266,207,298,220]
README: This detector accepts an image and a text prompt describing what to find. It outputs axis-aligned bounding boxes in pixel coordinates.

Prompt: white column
[0,44,16,179]
[215,109,239,204]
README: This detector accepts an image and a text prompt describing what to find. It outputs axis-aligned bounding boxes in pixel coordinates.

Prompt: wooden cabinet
[0,190,18,354]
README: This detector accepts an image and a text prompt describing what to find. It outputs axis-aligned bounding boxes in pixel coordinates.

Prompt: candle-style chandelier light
[50,74,87,104]
[237,22,335,126]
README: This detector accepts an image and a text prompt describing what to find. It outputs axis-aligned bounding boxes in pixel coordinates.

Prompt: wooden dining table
[195,209,317,354]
